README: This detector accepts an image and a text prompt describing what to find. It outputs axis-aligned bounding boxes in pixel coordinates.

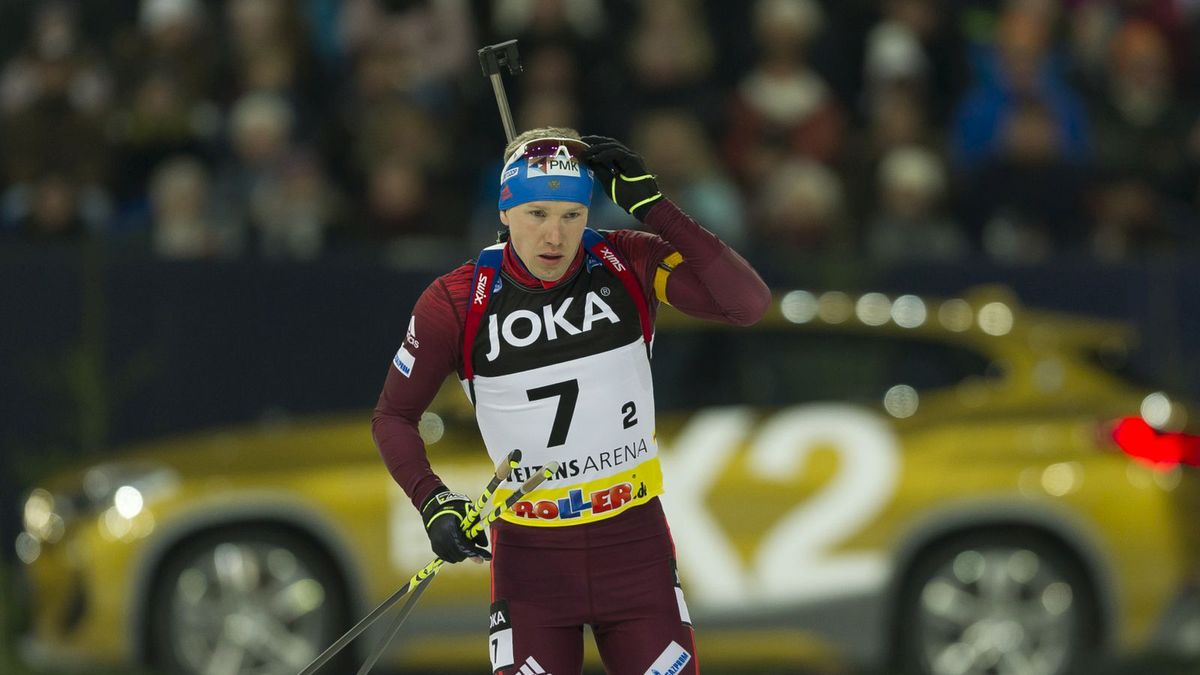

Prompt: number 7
[526,379,579,447]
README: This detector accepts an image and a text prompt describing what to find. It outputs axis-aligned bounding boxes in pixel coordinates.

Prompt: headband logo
[548,179,560,190]
[526,144,582,178]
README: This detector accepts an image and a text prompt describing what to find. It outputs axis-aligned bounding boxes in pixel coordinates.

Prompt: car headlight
[80,462,179,516]
[22,488,64,543]
[19,462,179,555]
[18,487,68,564]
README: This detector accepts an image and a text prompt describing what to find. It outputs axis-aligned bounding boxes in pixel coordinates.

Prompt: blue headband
[498,143,594,210]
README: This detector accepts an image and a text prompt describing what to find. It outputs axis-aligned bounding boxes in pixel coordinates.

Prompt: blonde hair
[503,126,582,160]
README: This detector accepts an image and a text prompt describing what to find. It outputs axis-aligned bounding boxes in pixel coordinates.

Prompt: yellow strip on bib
[493,458,664,527]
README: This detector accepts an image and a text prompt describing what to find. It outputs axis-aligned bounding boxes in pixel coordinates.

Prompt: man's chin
[534,262,569,282]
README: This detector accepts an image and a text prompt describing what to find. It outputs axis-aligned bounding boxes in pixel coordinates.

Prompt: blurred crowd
[3,0,1200,265]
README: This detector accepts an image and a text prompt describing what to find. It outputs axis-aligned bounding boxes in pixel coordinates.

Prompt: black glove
[580,135,663,221]
[420,487,491,563]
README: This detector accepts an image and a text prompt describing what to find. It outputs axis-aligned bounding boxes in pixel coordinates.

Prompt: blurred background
[3,0,1200,674]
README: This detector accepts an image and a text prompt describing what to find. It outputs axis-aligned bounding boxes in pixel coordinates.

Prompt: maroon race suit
[373,199,769,674]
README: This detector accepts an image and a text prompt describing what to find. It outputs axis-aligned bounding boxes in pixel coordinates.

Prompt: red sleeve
[604,228,672,323]
[609,199,770,326]
[371,264,472,511]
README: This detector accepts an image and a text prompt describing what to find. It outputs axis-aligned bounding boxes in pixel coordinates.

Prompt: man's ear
[499,209,510,227]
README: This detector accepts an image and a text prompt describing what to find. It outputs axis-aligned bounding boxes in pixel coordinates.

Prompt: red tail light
[1111,416,1200,468]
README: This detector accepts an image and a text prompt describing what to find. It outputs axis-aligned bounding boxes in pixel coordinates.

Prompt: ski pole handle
[403,461,557,589]
[461,449,522,533]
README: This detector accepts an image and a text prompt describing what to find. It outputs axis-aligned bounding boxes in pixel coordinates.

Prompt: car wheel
[897,532,1099,675]
[148,527,351,675]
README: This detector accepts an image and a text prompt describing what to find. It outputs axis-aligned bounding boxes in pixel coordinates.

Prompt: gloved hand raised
[420,487,491,563]
[580,135,663,221]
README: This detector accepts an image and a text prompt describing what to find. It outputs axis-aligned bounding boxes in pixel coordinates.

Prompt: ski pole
[297,455,555,675]
[353,568,432,675]
[353,449,525,675]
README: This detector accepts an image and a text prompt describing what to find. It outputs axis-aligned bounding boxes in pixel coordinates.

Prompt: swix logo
[512,483,633,520]
[597,246,625,272]
[484,291,619,361]
[473,271,492,306]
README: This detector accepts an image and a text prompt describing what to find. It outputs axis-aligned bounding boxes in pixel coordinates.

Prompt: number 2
[660,405,900,607]
[622,401,638,428]
[526,379,579,447]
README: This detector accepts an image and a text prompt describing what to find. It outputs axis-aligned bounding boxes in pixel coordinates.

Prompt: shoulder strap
[462,243,505,400]
[582,228,653,347]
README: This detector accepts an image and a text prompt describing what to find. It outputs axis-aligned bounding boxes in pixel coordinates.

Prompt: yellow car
[16,288,1200,675]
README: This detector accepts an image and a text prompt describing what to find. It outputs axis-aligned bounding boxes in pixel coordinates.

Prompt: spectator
[1090,20,1195,198]
[222,0,327,128]
[111,0,216,106]
[521,43,582,101]
[362,153,434,241]
[517,89,580,133]
[1067,0,1195,88]
[873,0,967,124]
[1066,1,1119,89]
[950,7,1089,168]
[631,108,748,248]
[110,69,218,212]
[354,100,453,193]
[1090,179,1176,262]
[620,0,721,131]
[489,0,607,89]
[866,145,966,263]
[1,2,112,193]
[753,158,849,256]
[485,0,605,129]
[14,173,91,241]
[252,150,342,259]
[960,99,1089,263]
[862,19,929,103]
[490,0,607,48]
[212,91,297,254]
[724,0,846,187]
[849,35,939,223]
[148,155,223,259]
[338,0,474,112]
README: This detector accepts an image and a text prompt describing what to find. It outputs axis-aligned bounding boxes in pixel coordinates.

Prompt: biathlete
[372,127,770,674]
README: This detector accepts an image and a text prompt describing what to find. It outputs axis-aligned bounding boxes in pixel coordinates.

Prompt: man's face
[500,200,588,281]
